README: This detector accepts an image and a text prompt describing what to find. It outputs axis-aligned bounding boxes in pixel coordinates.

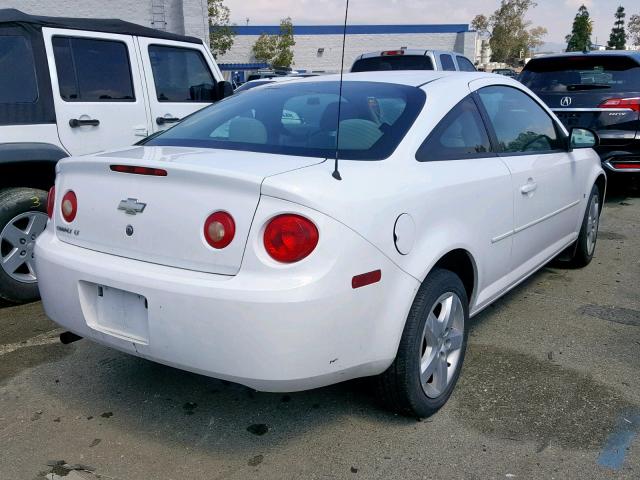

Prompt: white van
[351,49,477,73]
[0,8,231,303]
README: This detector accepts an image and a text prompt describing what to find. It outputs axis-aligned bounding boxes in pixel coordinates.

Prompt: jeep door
[42,28,151,155]
[136,37,223,132]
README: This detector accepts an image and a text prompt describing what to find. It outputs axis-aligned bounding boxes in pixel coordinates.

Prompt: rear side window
[148,45,216,102]
[478,86,564,154]
[52,37,135,102]
[440,54,456,71]
[456,56,476,72]
[417,96,491,161]
[351,55,434,72]
[520,55,640,93]
[0,35,38,103]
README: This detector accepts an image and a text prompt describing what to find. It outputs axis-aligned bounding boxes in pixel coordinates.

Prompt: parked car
[36,71,605,417]
[519,51,640,175]
[492,68,518,78]
[351,49,476,72]
[234,75,306,93]
[0,8,231,303]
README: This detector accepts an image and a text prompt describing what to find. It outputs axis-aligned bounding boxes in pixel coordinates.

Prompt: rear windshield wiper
[566,84,611,91]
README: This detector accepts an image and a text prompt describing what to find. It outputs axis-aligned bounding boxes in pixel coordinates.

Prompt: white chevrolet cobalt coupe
[36,72,605,417]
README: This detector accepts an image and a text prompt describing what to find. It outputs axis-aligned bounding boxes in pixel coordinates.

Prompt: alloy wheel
[419,292,465,398]
[0,211,48,283]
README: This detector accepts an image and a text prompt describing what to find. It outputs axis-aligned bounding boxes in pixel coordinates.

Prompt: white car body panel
[36,71,605,391]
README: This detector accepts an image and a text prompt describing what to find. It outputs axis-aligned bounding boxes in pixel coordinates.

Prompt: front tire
[0,188,49,304]
[377,268,469,418]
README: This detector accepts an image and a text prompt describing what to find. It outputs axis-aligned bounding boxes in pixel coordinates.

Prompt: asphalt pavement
[1,189,639,480]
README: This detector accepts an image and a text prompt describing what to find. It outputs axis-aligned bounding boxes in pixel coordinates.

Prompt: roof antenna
[332,0,349,181]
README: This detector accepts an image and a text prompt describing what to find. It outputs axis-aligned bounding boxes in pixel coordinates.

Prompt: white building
[0,0,209,44]
[217,24,478,79]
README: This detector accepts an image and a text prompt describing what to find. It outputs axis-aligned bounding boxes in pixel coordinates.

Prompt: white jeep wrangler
[0,9,231,303]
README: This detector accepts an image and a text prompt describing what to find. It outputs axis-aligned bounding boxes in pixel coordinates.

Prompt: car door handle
[156,116,180,125]
[69,118,100,128]
[520,181,538,194]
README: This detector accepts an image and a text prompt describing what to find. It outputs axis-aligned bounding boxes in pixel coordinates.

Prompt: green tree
[565,5,593,52]
[252,17,296,68]
[208,0,235,57]
[472,0,547,64]
[607,6,627,50]
[629,13,640,47]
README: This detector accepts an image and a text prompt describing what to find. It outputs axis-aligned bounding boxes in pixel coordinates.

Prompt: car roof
[0,8,201,44]
[287,70,491,87]
[356,49,463,60]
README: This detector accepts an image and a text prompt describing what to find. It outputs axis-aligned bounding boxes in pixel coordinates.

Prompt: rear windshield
[520,56,640,93]
[351,55,434,72]
[146,81,425,160]
[0,35,38,103]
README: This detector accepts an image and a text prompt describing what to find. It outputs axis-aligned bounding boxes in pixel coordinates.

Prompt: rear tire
[377,268,468,418]
[0,188,49,304]
[564,184,601,268]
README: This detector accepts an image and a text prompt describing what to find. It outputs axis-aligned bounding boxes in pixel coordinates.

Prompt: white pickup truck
[0,8,231,303]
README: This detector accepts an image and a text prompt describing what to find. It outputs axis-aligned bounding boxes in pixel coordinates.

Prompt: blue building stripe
[220,24,469,36]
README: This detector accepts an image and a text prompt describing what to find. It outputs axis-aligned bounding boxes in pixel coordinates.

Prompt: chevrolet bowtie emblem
[118,198,147,215]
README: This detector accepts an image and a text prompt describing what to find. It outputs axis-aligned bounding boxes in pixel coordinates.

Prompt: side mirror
[217,81,233,100]
[569,127,599,149]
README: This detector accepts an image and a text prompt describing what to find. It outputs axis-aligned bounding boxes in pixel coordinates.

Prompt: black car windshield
[520,55,640,93]
[352,55,434,72]
[146,81,426,160]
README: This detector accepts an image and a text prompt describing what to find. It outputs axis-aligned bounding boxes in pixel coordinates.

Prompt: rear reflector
[352,270,382,289]
[381,50,404,56]
[611,162,640,170]
[598,97,640,112]
[110,165,168,176]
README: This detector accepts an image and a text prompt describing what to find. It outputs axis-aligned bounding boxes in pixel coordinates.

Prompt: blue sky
[224,0,639,51]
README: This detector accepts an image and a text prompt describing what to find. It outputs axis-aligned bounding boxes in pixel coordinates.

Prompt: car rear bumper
[597,146,640,173]
[35,226,419,392]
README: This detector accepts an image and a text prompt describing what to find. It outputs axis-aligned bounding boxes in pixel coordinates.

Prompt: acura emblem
[118,198,146,215]
[560,96,572,107]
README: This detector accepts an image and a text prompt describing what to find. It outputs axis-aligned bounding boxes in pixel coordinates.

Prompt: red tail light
[61,190,77,222]
[610,162,640,170]
[598,97,640,112]
[381,50,404,56]
[110,165,168,176]
[263,214,319,263]
[204,211,235,249]
[47,186,55,219]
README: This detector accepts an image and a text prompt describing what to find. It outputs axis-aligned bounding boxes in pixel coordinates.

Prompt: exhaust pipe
[60,331,83,344]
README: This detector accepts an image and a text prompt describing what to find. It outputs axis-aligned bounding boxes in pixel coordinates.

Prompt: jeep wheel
[0,188,49,304]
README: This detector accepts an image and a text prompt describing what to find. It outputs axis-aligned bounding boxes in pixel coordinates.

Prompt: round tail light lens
[204,211,235,249]
[47,186,55,219]
[61,190,77,222]
[263,214,319,263]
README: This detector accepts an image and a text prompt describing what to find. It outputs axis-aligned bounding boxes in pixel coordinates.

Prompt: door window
[416,96,491,161]
[52,36,135,102]
[440,54,456,71]
[456,56,476,72]
[477,86,564,153]
[148,45,216,102]
[0,35,38,103]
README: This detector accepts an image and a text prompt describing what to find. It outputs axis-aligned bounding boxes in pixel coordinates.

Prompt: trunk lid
[55,146,323,275]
